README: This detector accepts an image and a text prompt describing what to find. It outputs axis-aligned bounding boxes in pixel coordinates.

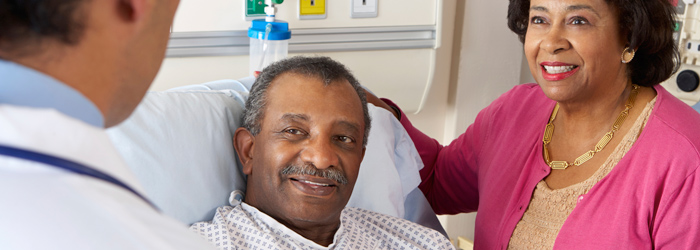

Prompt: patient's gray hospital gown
[190,203,454,250]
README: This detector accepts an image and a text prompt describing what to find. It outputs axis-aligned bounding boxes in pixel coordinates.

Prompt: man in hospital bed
[188,56,453,249]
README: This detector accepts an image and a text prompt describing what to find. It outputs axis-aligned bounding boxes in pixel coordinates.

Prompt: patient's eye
[279,128,308,141]
[335,135,355,144]
[284,128,304,135]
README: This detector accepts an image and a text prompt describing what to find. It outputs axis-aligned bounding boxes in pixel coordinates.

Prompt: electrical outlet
[351,0,378,18]
[299,0,326,20]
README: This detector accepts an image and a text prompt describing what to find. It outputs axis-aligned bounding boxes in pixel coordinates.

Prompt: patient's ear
[233,127,255,175]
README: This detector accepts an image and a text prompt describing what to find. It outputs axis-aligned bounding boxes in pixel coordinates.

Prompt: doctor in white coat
[0,0,214,249]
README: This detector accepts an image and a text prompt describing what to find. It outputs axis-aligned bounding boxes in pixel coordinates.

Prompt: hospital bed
[106,77,447,236]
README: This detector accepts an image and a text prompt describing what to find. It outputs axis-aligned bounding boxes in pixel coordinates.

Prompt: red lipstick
[540,62,579,81]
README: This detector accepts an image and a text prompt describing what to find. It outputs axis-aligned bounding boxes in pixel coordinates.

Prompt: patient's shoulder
[342,207,454,249]
[188,205,236,232]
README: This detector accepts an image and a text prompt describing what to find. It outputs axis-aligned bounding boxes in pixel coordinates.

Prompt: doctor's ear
[233,127,255,175]
[115,0,154,27]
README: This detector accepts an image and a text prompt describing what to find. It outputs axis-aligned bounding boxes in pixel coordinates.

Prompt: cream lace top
[507,97,657,250]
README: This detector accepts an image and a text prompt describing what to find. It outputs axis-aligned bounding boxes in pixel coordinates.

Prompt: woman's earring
[621,47,636,64]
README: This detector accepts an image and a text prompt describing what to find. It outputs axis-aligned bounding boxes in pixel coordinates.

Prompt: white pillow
[107,90,246,224]
[346,104,421,218]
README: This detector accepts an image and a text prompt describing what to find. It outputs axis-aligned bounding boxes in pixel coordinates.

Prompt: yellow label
[300,0,325,15]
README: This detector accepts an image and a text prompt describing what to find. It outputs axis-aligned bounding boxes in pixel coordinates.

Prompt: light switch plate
[299,0,327,20]
[351,0,378,18]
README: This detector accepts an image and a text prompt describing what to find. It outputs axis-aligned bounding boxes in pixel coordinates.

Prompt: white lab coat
[0,105,215,249]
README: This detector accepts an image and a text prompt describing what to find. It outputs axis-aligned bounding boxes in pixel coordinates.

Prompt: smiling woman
[509,0,678,87]
[367,0,700,249]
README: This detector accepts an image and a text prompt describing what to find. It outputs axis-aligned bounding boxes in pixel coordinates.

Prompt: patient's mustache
[281,164,348,185]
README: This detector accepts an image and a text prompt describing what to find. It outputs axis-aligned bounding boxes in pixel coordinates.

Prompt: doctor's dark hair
[243,56,372,148]
[0,0,88,56]
[507,0,679,87]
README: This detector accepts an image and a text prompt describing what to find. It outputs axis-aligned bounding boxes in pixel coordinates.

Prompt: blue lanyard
[0,145,158,210]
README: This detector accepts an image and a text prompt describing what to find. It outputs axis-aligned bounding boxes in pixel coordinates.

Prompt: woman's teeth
[544,65,576,74]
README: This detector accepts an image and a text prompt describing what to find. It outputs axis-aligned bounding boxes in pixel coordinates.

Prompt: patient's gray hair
[242,56,371,148]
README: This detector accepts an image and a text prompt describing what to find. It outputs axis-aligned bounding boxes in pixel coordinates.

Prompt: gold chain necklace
[542,84,639,170]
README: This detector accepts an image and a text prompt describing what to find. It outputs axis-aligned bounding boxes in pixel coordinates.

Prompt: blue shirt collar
[0,59,104,127]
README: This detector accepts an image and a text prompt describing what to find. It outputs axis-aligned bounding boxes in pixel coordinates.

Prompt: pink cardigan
[388,84,700,249]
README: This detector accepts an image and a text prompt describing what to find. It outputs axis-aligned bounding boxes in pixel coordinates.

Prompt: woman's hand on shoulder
[363,89,400,120]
